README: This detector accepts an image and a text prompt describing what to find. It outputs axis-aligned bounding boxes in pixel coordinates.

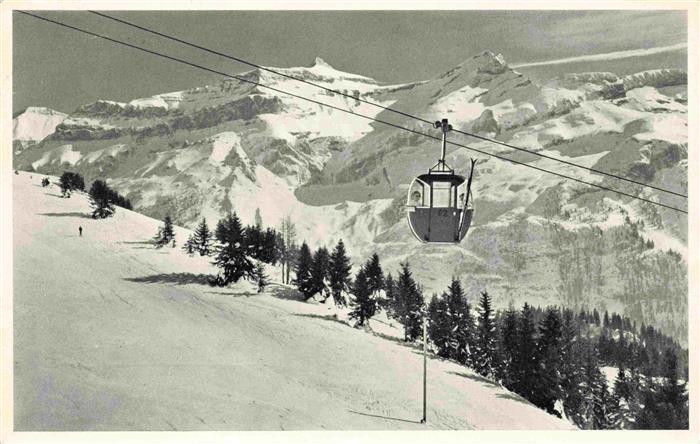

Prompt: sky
[12,10,688,115]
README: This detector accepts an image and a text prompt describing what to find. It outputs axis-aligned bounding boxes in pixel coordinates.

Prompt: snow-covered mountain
[12,106,67,153]
[13,53,688,344]
[13,171,574,430]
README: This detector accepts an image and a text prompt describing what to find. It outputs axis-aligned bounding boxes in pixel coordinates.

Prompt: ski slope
[13,172,574,431]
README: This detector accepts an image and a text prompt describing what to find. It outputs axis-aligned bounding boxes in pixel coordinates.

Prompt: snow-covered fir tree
[309,247,331,301]
[59,171,85,198]
[363,253,384,298]
[211,212,254,286]
[349,268,376,327]
[395,262,424,342]
[328,239,352,306]
[473,291,496,377]
[428,278,473,365]
[192,217,211,256]
[294,242,314,300]
[153,215,175,248]
[513,303,538,402]
[560,309,582,422]
[533,307,564,417]
[258,228,279,264]
[245,224,264,260]
[182,233,197,255]
[255,262,269,293]
[89,179,115,219]
[496,304,519,390]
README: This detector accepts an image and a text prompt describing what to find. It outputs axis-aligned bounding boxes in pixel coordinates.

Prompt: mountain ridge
[13,51,688,344]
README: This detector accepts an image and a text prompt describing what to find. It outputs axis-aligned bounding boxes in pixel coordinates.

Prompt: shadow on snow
[347,410,423,425]
[446,371,501,389]
[39,211,91,219]
[124,273,212,286]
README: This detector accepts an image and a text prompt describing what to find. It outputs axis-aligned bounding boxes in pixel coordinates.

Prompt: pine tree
[59,171,85,198]
[41,177,50,187]
[193,217,211,256]
[211,212,255,286]
[328,239,352,306]
[163,216,175,245]
[635,378,661,429]
[89,179,116,219]
[611,365,639,429]
[395,262,424,341]
[497,304,519,389]
[182,233,197,255]
[254,262,269,293]
[294,242,314,300]
[577,339,612,429]
[560,309,583,423]
[60,173,72,198]
[154,216,175,247]
[473,290,495,377]
[245,224,263,260]
[657,348,689,429]
[349,268,376,326]
[259,227,279,264]
[428,294,450,358]
[593,375,616,429]
[444,278,474,365]
[363,253,384,297]
[513,303,538,402]
[533,307,563,416]
[310,247,331,301]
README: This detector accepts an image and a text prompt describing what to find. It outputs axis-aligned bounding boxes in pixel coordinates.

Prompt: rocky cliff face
[12,107,67,153]
[13,53,688,344]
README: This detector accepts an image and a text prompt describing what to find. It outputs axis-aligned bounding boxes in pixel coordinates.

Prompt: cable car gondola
[406,118,477,244]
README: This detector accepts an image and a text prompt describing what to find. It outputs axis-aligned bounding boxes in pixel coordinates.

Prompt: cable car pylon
[421,311,428,424]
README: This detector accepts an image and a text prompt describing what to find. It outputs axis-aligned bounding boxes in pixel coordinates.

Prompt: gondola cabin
[406,119,476,244]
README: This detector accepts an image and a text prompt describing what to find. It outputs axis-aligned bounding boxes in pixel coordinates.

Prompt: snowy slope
[13,171,573,431]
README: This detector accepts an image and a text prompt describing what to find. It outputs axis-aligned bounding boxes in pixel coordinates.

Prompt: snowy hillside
[13,171,573,430]
[13,52,688,344]
[12,107,67,153]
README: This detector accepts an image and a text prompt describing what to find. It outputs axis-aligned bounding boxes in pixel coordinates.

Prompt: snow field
[13,172,574,431]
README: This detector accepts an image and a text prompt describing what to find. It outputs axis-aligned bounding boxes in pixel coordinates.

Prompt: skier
[79,226,83,237]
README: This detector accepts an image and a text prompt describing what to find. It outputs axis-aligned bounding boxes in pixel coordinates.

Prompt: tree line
[147,206,687,430]
[288,247,688,430]
[423,279,688,430]
[48,171,132,218]
[152,210,299,293]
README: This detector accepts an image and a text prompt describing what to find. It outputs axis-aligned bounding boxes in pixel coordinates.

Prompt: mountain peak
[21,106,67,117]
[470,51,508,68]
[313,57,334,69]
